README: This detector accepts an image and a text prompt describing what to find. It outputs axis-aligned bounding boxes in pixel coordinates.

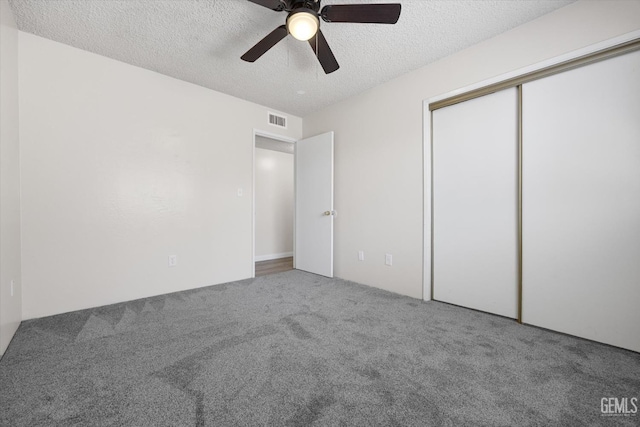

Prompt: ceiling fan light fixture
[286,9,319,41]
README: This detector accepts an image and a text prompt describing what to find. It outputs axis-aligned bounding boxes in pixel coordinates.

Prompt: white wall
[0,0,22,356]
[19,32,301,320]
[254,148,294,261]
[303,0,640,300]
[12,1,640,322]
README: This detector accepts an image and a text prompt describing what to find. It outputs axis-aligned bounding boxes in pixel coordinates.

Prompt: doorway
[253,132,295,277]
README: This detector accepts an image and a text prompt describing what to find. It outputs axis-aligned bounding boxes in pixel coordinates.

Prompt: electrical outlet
[168,255,177,267]
[10,280,14,297]
[385,254,393,266]
[358,251,364,261]
[237,188,243,197]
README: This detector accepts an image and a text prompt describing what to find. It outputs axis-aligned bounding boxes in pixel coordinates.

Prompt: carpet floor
[1,270,638,426]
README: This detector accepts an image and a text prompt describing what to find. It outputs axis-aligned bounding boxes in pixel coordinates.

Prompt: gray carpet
[1,270,638,426]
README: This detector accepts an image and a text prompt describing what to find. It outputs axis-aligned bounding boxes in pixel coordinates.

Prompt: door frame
[252,129,297,278]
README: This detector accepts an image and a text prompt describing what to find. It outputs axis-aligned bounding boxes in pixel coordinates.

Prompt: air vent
[268,112,287,129]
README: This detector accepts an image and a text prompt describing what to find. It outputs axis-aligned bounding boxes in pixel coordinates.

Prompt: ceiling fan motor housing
[287,0,321,13]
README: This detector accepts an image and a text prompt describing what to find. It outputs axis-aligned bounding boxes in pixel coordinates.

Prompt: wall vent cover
[268,112,287,129]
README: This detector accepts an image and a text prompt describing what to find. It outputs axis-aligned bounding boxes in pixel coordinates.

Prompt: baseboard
[255,252,293,262]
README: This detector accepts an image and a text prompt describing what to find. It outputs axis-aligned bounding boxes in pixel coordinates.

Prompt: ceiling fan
[241,0,401,74]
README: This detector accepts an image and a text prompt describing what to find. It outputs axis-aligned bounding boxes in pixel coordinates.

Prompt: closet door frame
[422,31,640,323]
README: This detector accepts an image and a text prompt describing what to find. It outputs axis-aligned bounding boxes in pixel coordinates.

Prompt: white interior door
[522,50,640,352]
[295,131,334,277]
[432,88,519,318]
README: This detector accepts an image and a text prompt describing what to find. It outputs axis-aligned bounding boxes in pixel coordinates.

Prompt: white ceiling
[8,0,574,117]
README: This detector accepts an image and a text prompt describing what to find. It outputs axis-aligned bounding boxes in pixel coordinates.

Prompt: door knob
[324,210,336,216]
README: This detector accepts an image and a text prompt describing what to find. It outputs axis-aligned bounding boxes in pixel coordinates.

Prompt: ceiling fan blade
[247,0,285,12]
[308,29,339,74]
[321,4,401,24]
[241,25,288,62]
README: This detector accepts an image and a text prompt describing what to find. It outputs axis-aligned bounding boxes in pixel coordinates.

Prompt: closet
[430,43,640,353]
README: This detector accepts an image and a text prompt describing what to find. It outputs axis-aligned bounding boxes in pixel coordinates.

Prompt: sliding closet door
[433,88,518,318]
[522,50,640,352]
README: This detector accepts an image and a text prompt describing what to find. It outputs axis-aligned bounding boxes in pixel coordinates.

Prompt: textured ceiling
[8,0,574,116]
